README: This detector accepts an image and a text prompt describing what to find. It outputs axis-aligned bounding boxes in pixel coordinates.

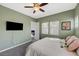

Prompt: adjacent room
[0,3,79,56]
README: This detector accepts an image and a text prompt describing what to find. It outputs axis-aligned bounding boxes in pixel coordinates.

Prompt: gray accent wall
[38,9,75,39]
[0,5,34,51]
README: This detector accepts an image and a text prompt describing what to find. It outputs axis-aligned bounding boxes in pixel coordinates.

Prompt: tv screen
[6,21,23,30]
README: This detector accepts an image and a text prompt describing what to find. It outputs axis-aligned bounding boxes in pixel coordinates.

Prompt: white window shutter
[42,22,48,34]
[50,21,59,35]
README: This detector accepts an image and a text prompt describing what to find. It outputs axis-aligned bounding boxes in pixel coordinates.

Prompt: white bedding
[25,37,76,56]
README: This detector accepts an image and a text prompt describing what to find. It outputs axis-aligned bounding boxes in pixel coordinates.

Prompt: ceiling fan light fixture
[24,3,48,13]
[33,6,41,11]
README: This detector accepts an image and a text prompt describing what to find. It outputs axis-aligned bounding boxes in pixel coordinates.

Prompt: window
[50,21,59,35]
[42,22,48,34]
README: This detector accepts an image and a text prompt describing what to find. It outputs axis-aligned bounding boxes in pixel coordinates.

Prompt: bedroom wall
[0,5,34,51]
[75,4,79,38]
[37,9,75,39]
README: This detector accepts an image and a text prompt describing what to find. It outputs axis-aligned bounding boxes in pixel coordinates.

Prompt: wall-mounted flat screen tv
[6,21,23,30]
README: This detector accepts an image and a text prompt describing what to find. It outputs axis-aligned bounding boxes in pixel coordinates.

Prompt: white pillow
[76,48,79,55]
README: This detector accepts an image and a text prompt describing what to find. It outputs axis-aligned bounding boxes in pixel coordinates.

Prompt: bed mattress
[25,37,76,56]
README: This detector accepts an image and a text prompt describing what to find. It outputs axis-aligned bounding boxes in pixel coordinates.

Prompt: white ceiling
[0,3,77,19]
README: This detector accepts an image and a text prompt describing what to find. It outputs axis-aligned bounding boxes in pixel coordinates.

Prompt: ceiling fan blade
[40,3,48,7]
[39,8,45,12]
[24,6,33,8]
[33,10,36,14]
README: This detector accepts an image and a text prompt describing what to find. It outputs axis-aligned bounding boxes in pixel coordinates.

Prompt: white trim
[0,40,32,53]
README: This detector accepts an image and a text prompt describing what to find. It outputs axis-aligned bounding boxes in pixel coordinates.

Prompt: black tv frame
[6,21,23,31]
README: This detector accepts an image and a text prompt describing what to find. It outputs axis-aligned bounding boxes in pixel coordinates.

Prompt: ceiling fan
[24,3,48,14]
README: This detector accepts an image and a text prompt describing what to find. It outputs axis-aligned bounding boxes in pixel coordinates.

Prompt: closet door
[31,21,39,40]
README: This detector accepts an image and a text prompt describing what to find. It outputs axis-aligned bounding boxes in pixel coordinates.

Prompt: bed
[25,37,77,56]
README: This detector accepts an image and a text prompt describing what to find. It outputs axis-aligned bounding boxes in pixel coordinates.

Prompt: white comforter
[25,37,76,56]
